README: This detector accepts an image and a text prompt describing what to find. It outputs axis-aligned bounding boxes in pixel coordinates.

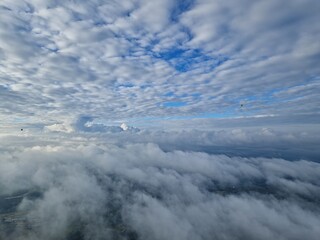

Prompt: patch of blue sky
[153,48,229,72]
[117,82,135,88]
[72,11,86,22]
[162,101,187,108]
[163,92,201,101]
[190,93,201,99]
[170,0,195,22]
[123,30,228,73]
[156,48,185,61]
[93,20,107,27]
[41,44,59,53]
[140,84,152,90]
[164,92,175,97]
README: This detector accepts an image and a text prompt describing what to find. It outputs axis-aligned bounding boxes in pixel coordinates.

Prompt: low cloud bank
[0,140,319,240]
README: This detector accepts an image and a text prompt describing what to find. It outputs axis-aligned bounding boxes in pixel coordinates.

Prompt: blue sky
[0,0,319,132]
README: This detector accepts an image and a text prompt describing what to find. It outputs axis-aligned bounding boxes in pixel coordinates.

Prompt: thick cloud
[0,136,319,240]
[49,126,319,161]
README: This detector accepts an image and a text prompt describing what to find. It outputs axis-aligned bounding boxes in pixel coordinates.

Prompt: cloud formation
[1,1,319,239]
[0,136,320,240]
[0,0,319,130]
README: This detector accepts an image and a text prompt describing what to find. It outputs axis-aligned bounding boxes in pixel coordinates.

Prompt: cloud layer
[0,136,320,240]
[0,0,319,130]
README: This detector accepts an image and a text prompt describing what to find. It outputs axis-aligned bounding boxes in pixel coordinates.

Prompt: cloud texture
[0,136,319,240]
[1,1,319,239]
[0,0,319,129]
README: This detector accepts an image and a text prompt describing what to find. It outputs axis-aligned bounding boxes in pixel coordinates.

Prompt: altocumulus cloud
[0,136,319,240]
[0,0,319,129]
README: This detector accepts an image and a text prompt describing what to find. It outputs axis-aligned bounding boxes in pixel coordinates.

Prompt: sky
[0,0,319,131]
[0,1,320,240]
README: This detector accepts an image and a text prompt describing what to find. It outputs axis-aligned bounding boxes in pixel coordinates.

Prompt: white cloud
[0,138,319,239]
[0,0,319,130]
[44,122,73,133]
[120,123,129,131]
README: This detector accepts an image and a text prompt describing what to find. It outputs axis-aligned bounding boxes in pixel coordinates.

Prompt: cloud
[1,2,319,237]
[69,126,318,162]
[44,123,73,133]
[0,136,319,239]
[71,115,139,133]
[0,0,319,130]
